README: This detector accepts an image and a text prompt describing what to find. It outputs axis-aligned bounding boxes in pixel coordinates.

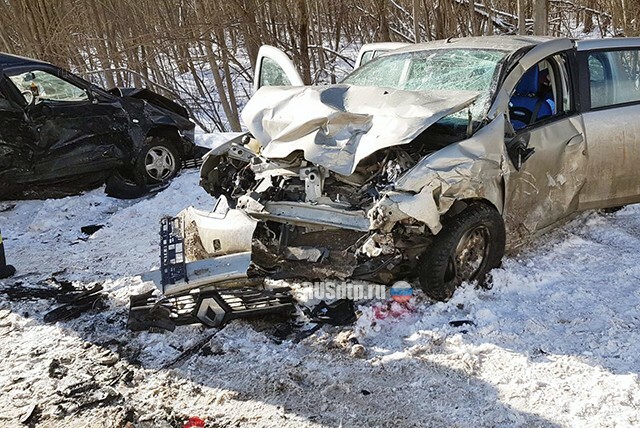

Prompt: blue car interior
[509,65,556,130]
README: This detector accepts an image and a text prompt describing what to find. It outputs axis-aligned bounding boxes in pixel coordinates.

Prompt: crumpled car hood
[242,84,480,175]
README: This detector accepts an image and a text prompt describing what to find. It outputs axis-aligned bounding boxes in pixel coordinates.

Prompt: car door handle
[566,134,584,147]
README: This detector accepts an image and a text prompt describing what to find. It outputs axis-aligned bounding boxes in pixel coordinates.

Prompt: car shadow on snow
[2,194,636,426]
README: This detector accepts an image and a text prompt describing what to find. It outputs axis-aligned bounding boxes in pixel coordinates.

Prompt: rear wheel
[418,203,505,301]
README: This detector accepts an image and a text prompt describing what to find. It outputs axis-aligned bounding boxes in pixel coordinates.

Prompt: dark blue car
[0,53,197,199]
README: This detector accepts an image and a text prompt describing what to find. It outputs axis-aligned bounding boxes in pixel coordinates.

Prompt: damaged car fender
[369,116,508,236]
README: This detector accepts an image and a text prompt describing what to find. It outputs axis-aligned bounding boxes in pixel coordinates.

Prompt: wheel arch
[443,197,503,223]
[145,125,195,158]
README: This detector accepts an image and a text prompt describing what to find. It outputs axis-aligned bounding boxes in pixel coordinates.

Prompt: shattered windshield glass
[343,48,508,93]
[8,70,88,103]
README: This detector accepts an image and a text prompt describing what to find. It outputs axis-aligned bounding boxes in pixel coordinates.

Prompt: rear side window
[588,50,640,109]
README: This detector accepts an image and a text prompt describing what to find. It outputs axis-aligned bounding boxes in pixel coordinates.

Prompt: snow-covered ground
[1,158,640,427]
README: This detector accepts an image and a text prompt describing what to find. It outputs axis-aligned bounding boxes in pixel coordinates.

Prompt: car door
[497,40,588,245]
[0,66,39,188]
[5,67,132,182]
[575,42,640,210]
[253,45,304,93]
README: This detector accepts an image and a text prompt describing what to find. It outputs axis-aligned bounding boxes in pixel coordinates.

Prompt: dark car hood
[110,87,189,119]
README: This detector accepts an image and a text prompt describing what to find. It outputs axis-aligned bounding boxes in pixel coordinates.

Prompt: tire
[418,202,506,301]
[104,172,148,199]
[104,137,181,199]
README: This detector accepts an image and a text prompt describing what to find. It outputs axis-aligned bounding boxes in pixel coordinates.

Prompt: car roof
[0,52,50,69]
[576,37,640,51]
[388,35,564,54]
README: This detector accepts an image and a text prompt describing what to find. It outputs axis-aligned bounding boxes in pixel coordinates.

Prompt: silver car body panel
[141,252,252,296]
[579,105,640,209]
[503,115,587,247]
[180,205,258,257]
[254,201,370,231]
[577,37,640,51]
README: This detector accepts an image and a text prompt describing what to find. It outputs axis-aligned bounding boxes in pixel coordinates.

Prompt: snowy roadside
[1,164,639,426]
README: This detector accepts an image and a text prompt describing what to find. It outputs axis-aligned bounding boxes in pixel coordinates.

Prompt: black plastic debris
[449,319,475,328]
[306,299,357,326]
[161,331,219,369]
[43,284,106,323]
[272,323,295,341]
[48,359,68,379]
[0,203,16,212]
[80,224,104,236]
[128,290,181,332]
[128,287,295,331]
[0,227,15,279]
[449,319,475,334]
[2,277,75,301]
[292,324,323,343]
[61,382,121,413]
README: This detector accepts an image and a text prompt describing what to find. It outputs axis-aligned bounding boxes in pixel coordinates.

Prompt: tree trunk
[518,0,527,35]
[296,0,312,85]
[413,0,421,42]
[533,0,547,36]
[375,0,391,41]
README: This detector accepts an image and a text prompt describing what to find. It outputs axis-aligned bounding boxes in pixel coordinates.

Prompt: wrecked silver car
[141,36,640,325]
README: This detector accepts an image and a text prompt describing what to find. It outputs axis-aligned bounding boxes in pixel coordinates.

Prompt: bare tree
[1,0,637,131]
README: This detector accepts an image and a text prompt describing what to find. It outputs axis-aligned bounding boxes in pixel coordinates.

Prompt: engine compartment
[193,115,471,284]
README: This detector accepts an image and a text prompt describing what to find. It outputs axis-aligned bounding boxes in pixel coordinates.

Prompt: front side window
[8,70,88,103]
[359,50,375,66]
[259,57,292,87]
[508,53,572,130]
[588,50,640,109]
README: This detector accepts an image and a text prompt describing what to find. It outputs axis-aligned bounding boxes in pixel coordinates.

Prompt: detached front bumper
[132,213,294,331]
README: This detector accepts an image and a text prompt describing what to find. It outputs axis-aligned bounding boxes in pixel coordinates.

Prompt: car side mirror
[85,88,98,104]
[506,134,534,171]
[87,84,103,104]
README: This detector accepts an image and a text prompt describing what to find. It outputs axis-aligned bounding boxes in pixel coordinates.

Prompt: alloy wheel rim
[145,146,176,181]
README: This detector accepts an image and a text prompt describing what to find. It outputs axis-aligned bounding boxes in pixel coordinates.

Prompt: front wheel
[140,139,181,184]
[418,203,505,301]
[105,137,181,199]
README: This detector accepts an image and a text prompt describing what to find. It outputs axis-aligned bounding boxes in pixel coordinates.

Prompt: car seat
[509,65,555,130]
